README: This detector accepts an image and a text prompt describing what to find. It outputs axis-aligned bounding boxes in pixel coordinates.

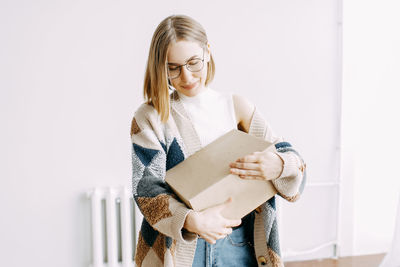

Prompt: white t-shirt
[177,88,237,147]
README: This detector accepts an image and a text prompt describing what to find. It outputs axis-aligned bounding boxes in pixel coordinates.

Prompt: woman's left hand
[229,150,284,181]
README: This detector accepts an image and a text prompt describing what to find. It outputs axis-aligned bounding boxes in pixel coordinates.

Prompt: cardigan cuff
[275,151,300,179]
[172,206,197,243]
[272,152,303,198]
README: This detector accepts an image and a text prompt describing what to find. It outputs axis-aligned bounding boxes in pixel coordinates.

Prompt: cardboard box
[165,129,277,219]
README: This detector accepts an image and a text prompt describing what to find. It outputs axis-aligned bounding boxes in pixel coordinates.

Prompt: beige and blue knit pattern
[131,91,306,267]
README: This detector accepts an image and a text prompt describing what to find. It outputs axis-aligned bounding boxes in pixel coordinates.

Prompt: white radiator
[87,187,142,267]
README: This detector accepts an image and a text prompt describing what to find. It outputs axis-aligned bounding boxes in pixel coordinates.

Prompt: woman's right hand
[183,198,242,244]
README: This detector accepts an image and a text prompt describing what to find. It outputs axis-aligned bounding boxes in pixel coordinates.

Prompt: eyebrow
[167,54,201,66]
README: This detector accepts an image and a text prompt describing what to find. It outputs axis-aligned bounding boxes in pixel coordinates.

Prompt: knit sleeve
[130,107,197,243]
[249,109,307,202]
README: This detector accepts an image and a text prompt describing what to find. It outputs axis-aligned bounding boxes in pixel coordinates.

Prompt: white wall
[0,1,343,266]
[0,1,138,266]
[342,0,400,256]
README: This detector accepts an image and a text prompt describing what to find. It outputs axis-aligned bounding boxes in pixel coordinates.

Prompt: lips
[182,82,198,90]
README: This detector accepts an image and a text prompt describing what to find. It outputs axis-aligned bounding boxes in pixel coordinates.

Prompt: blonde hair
[143,15,216,123]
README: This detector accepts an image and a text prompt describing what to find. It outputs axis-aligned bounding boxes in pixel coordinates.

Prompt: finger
[216,233,227,240]
[221,227,233,235]
[213,227,231,237]
[229,162,260,170]
[211,230,228,239]
[227,227,233,235]
[226,219,242,228]
[202,234,217,244]
[225,197,233,204]
[221,197,233,207]
[239,175,256,180]
[212,197,233,212]
[205,237,216,244]
[236,154,259,163]
[239,175,268,181]
[231,168,262,176]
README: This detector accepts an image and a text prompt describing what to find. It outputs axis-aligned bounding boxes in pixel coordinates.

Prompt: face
[167,40,210,97]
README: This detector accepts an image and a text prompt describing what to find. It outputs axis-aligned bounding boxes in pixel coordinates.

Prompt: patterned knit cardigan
[130,91,306,267]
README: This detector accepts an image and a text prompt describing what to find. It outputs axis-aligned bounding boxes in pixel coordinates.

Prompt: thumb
[214,197,233,211]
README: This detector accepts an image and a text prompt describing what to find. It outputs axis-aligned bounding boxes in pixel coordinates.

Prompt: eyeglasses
[167,50,205,79]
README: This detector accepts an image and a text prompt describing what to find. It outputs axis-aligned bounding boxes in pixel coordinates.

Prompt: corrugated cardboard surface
[165,129,277,219]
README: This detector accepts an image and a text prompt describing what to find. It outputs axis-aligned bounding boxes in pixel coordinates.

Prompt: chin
[187,89,199,96]
[186,85,207,97]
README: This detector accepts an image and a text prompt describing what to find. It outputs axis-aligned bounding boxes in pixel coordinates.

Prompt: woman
[131,14,306,267]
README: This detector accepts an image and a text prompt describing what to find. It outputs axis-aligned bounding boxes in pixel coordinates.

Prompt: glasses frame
[166,49,205,79]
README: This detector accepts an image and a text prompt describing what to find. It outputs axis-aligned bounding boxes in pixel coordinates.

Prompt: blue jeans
[192,212,258,267]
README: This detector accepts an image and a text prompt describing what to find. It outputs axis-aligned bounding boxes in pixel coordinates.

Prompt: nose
[180,66,192,82]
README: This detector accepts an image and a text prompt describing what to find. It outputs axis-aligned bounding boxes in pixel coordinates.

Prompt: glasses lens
[167,66,180,79]
[187,59,203,72]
